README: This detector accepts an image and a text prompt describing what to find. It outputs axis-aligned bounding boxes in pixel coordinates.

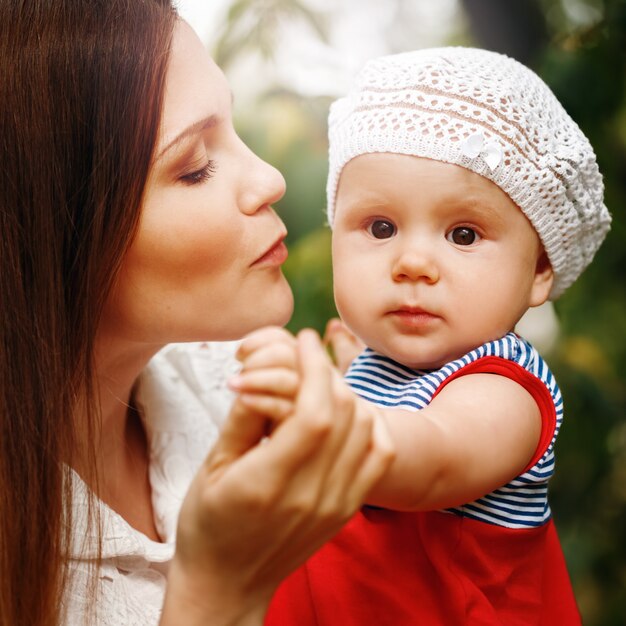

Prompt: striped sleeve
[345,333,562,529]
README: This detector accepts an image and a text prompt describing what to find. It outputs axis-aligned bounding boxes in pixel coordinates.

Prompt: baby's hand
[324,318,365,374]
[228,326,300,424]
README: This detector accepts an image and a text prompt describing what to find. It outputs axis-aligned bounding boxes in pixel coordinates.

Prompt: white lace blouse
[62,342,240,625]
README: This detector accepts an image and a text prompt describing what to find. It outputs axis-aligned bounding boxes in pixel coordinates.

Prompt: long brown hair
[0,1,176,623]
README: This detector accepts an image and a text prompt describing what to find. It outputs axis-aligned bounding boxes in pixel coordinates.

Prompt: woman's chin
[217,284,294,341]
[136,281,296,345]
[253,285,294,331]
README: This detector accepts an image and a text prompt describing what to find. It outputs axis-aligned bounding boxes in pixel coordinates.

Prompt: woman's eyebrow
[156,114,219,161]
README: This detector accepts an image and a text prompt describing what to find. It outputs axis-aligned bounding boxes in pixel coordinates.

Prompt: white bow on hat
[460,131,503,171]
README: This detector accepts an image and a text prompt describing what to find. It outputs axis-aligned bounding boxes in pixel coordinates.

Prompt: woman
[0,1,393,624]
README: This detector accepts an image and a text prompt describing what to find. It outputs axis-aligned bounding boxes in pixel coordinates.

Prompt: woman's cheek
[137,213,238,283]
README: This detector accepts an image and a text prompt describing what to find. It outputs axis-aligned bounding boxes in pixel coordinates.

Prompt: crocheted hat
[326,47,611,299]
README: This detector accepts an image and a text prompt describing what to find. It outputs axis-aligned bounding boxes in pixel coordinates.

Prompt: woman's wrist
[160,558,271,626]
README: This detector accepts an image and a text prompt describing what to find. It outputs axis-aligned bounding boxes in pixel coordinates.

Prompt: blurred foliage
[281,227,336,331]
[213,0,328,70]
[221,0,626,623]
[236,90,332,243]
[535,2,626,622]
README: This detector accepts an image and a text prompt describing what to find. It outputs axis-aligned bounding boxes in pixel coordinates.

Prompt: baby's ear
[529,251,554,307]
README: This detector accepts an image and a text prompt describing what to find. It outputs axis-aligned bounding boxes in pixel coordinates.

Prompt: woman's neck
[91,336,160,448]
[75,336,165,540]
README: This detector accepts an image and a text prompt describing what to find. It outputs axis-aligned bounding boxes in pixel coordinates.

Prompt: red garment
[266,351,581,625]
[266,510,579,625]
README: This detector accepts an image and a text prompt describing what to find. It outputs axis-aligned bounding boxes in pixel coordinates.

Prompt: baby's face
[331,154,553,369]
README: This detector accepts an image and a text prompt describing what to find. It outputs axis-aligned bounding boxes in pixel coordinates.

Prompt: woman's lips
[251,237,288,267]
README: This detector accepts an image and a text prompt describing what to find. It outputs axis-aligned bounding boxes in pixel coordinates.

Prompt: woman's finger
[292,329,356,461]
[327,403,395,512]
[251,329,352,473]
[208,398,272,465]
[238,393,295,422]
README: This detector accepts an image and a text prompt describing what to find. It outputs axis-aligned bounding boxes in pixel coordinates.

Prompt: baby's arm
[364,374,542,511]
[231,329,542,512]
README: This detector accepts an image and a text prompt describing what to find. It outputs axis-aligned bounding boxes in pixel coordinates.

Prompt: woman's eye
[368,219,396,239]
[446,226,479,246]
[180,160,217,185]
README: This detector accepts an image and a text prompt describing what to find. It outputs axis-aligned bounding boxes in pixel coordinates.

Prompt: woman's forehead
[157,20,231,154]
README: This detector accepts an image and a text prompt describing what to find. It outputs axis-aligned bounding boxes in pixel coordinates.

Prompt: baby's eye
[446,226,479,246]
[367,219,396,239]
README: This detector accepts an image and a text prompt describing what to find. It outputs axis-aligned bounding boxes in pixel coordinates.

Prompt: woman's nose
[391,246,440,284]
[237,141,286,215]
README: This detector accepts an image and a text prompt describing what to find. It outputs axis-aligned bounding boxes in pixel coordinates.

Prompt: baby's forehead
[336,153,513,207]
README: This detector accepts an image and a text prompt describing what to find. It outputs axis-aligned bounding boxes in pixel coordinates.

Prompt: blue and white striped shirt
[345,332,562,529]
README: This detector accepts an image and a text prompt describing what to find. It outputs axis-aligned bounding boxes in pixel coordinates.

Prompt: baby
[233,48,611,625]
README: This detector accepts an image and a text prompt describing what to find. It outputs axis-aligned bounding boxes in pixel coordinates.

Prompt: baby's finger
[239,341,298,373]
[323,317,345,341]
[229,368,299,398]
[237,326,296,361]
[324,318,364,373]
[238,393,295,422]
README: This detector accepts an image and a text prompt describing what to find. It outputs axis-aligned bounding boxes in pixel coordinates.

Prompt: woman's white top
[62,342,240,625]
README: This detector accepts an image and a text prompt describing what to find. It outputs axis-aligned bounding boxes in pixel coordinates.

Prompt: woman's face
[101,20,293,345]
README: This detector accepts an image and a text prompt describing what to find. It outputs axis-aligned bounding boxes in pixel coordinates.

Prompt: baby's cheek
[333,289,368,344]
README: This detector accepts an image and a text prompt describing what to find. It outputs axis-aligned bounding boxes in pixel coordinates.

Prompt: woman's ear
[529,250,554,307]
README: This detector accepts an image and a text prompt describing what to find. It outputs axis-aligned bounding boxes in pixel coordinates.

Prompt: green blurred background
[183,0,626,622]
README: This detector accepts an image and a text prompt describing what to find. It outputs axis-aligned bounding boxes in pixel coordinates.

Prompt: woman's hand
[228,321,363,422]
[161,329,395,626]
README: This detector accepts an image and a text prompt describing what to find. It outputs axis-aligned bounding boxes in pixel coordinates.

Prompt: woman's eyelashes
[180,160,217,185]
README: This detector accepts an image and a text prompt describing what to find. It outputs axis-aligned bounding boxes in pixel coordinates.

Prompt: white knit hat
[326,47,611,299]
